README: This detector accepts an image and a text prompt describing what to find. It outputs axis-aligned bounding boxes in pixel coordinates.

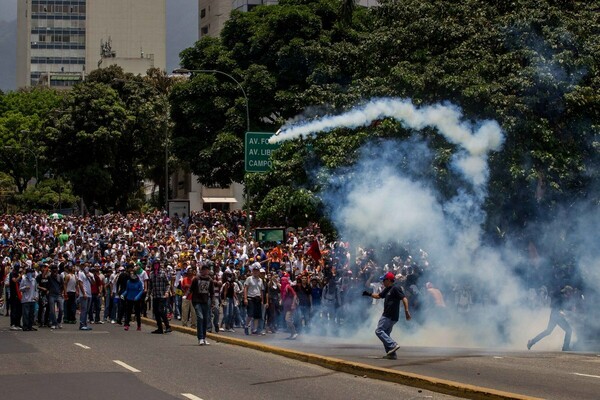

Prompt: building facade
[17,0,166,89]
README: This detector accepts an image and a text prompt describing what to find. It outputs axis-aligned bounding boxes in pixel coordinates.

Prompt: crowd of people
[0,209,584,352]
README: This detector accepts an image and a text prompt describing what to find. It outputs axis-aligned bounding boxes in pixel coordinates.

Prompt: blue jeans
[48,294,64,326]
[375,316,397,353]
[223,298,235,329]
[193,303,210,340]
[79,297,90,327]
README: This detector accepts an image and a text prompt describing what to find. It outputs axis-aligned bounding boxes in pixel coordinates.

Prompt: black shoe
[165,327,172,333]
[151,329,164,334]
[31,327,38,331]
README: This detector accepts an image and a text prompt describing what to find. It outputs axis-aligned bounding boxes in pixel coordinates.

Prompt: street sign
[245,131,280,172]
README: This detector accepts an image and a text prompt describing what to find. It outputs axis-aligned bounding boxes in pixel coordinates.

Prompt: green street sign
[245,132,280,172]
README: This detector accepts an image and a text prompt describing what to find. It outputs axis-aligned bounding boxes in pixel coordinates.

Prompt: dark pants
[124,299,141,328]
[22,302,36,330]
[529,308,573,351]
[66,292,77,322]
[10,297,22,327]
[90,294,101,322]
[37,294,49,326]
[117,297,126,323]
[152,297,170,332]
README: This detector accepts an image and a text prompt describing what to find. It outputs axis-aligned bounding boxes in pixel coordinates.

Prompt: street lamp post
[5,144,39,186]
[173,68,250,133]
[173,67,252,227]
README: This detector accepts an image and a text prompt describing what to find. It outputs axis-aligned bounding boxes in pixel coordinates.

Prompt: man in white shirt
[77,265,93,330]
[243,266,264,335]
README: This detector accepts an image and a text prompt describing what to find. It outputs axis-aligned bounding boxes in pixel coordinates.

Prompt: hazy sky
[0,0,198,91]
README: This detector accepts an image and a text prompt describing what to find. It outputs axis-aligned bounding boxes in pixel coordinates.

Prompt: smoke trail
[271,98,504,186]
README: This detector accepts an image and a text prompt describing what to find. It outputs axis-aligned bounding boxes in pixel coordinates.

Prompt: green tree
[0,88,63,192]
[44,66,170,211]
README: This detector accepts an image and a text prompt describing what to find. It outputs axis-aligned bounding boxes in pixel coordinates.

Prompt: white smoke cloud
[271,98,504,187]
[265,97,597,352]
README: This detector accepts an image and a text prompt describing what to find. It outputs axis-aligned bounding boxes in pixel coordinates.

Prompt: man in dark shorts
[363,272,411,359]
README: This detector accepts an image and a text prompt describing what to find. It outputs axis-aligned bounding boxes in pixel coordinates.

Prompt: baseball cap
[379,272,395,282]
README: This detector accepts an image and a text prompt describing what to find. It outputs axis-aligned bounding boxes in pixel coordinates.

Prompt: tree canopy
[172,0,599,238]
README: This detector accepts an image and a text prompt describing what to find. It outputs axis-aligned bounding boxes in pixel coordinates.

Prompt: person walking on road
[180,267,196,328]
[47,265,65,329]
[150,261,172,334]
[77,264,93,331]
[280,276,298,340]
[9,265,23,330]
[187,264,214,345]
[243,265,264,335]
[122,269,144,331]
[527,285,574,351]
[20,267,38,331]
[363,272,411,360]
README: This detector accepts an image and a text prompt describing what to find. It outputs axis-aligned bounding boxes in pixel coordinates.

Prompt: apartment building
[17,0,166,89]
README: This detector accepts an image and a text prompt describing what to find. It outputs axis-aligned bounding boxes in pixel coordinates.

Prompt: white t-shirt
[244,276,264,298]
[77,270,92,297]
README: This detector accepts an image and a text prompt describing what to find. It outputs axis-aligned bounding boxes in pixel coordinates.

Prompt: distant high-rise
[17,0,166,89]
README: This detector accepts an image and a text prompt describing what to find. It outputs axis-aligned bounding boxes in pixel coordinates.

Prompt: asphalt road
[210,326,600,400]
[0,317,457,400]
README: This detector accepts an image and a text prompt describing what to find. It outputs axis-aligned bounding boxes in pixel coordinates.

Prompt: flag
[306,239,321,262]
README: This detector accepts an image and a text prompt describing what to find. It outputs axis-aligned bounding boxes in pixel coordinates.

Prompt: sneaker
[111,320,116,324]
[151,329,164,334]
[261,331,266,336]
[244,325,249,335]
[124,325,129,331]
[58,324,63,329]
[96,321,104,324]
[136,326,141,331]
[79,326,92,331]
[290,333,298,340]
[10,325,21,331]
[50,325,57,330]
[165,327,172,333]
[204,339,210,345]
[198,339,203,346]
[387,345,401,355]
[527,340,533,350]
[227,329,235,333]
[382,353,397,360]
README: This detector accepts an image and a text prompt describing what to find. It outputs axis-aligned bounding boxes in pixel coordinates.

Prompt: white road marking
[493,356,503,359]
[74,343,90,349]
[181,394,204,400]
[573,373,600,379]
[112,360,141,373]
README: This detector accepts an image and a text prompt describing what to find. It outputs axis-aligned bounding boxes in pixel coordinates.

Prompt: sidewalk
[142,317,541,400]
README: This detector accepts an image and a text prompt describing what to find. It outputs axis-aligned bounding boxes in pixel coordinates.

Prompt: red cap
[380,272,395,281]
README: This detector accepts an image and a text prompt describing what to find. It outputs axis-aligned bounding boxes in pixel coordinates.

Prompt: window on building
[201,26,209,35]
[200,8,206,18]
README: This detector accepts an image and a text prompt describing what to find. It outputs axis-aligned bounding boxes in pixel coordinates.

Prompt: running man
[363,272,411,359]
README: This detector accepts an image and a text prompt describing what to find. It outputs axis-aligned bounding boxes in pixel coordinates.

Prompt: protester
[280,276,298,340]
[363,272,411,360]
[243,265,264,335]
[149,260,172,334]
[187,264,214,345]
[20,267,38,331]
[47,264,65,329]
[122,269,144,331]
[527,285,574,351]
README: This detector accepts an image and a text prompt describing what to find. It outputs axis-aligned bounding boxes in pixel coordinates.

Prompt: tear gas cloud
[271,98,597,351]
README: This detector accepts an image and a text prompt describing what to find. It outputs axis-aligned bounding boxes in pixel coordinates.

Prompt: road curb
[141,317,541,400]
